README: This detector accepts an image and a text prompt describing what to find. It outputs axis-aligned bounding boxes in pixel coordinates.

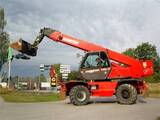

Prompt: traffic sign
[60,65,71,74]
[39,64,51,72]
[60,64,71,79]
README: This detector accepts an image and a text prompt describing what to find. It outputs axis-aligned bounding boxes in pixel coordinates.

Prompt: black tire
[116,84,137,105]
[69,85,90,106]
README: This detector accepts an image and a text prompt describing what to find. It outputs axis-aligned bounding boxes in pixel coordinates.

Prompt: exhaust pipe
[10,39,37,56]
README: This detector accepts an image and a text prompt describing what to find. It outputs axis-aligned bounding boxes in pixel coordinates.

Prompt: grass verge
[0,91,61,103]
[144,83,160,98]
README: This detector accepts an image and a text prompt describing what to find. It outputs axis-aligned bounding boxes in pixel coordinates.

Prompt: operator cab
[80,51,111,80]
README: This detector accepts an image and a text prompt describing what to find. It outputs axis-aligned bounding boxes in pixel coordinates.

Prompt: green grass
[144,83,160,98]
[0,92,61,103]
[146,90,160,98]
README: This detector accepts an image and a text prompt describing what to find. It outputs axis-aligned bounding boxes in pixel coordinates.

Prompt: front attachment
[10,39,37,56]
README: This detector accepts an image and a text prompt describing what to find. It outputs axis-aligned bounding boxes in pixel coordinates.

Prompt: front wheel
[69,85,90,106]
[116,84,137,105]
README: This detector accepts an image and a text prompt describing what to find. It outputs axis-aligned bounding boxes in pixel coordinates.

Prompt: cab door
[80,51,111,80]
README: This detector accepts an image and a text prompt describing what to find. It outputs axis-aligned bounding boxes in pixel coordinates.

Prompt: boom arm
[31,28,149,67]
[32,28,107,51]
[14,28,140,65]
[10,27,153,78]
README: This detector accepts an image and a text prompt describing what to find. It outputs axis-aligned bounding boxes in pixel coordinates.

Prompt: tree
[123,42,158,60]
[0,8,9,71]
[68,71,79,80]
[134,42,159,71]
[33,74,46,82]
[51,64,61,79]
[134,42,158,60]
[154,56,160,72]
[122,48,135,58]
[39,73,47,82]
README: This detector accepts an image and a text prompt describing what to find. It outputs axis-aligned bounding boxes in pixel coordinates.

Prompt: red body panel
[60,80,148,97]
[88,81,118,97]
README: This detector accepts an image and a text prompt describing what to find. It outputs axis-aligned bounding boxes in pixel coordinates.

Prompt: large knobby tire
[69,85,90,106]
[116,84,137,105]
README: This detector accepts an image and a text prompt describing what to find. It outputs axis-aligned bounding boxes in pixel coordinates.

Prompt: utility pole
[39,73,41,90]
[30,79,31,90]
[7,60,11,88]
[39,64,45,90]
[18,76,19,89]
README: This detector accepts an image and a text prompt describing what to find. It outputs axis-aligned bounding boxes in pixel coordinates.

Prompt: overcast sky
[1,0,160,77]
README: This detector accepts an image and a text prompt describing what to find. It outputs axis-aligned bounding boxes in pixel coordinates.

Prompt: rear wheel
[69,85,90,106]
[116,84,137,104]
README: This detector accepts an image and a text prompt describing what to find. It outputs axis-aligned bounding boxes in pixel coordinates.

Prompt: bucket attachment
[10,39,37,56]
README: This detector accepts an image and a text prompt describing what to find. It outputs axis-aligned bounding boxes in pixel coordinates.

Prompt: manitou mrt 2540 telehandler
[11,27,153,105]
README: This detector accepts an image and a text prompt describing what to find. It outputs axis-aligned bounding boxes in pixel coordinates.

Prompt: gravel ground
[0,97,160,120]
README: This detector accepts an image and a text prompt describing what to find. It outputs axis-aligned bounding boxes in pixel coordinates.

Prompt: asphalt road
[0,97,160,120]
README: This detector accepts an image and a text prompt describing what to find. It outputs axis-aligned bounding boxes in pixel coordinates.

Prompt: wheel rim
[76,91,86,102]
[121,90,130,99]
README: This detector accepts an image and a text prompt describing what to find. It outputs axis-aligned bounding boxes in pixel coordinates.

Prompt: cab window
[84,54,99,68]
[81,52,110,68]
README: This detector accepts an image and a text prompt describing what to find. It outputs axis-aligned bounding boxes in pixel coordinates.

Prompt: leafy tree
[153,56,160,71]
[0,8,9,71]
[123,42,158,60]
[134,42,158,60]
[0,8,6,30]
[39,73,47,82]
[134,42,159,71]
[33,75,47,82]
[51,64,62,80]
[11,75,19,83]
[145,71,160,83]
[122,48,135,58]
[68,70,79,80]
[26,76,33,81]
[52,64,61,76]
[33,76,39,82]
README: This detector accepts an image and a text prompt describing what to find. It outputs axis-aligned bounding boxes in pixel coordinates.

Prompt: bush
[145,71,160,83]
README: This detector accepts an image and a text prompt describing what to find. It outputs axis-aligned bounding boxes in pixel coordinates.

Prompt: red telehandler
[10,27,153,105]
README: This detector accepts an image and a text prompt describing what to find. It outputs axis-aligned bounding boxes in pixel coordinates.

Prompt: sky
[0,0,160,77]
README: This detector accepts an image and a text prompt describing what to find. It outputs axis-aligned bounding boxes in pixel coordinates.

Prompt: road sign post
[60,65,71,80]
